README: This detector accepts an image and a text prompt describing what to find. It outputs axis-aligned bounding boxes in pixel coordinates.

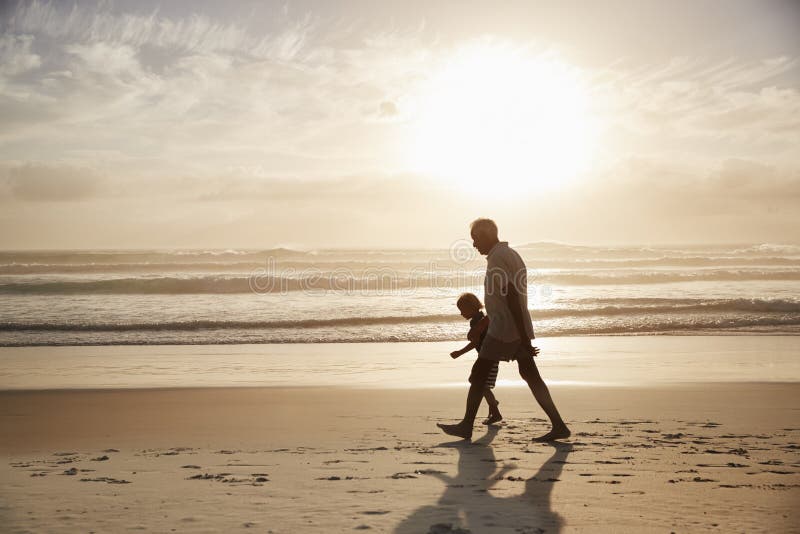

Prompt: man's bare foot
[482,413,503,425]
[532,425,571,442]
[436,422,473,440]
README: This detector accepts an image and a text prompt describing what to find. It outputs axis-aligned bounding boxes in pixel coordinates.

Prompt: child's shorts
[469,358,500,389]
[485,360,499,389]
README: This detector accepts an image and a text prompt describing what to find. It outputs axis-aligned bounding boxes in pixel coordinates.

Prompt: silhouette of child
[450,292,502,425]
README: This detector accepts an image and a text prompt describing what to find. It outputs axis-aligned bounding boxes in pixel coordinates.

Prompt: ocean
[1,242,799,347]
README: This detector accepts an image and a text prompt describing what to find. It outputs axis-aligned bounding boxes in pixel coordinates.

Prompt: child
[450,292,502,425]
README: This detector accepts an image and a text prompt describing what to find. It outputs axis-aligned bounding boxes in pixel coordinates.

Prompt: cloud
[66,42,141,75]
[377,100,398,118]
[691,86,800,137]
[2,163,102,201]
[594,56,800,153]
[6,0,314,60]
[575,156,800,223]
[0,1,434,175]
[0,1,797,248]
[712,158,800,199]
[0,33,41,77]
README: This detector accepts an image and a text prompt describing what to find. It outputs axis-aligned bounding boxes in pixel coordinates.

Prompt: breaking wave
[2,269,799,294]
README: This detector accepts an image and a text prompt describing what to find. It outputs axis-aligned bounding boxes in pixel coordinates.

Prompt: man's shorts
[478,334,531,362]
[470,341,538,389]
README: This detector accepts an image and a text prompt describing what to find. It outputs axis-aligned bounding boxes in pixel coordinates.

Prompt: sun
[407,41,598,194]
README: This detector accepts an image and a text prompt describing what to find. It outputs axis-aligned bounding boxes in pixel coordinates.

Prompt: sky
[0,0,798,249]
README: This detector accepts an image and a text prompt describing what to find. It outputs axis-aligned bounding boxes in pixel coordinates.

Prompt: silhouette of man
[438,218,570,442]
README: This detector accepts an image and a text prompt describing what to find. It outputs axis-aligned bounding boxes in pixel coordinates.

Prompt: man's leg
[517,352,570,441]
[437,357,495,440]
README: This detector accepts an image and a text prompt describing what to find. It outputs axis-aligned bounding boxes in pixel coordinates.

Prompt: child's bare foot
[436,422,473,440]
[482,413,503,425]
[532,424,571,442]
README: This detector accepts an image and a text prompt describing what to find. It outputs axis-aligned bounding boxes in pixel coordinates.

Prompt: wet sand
[2,382,798,532]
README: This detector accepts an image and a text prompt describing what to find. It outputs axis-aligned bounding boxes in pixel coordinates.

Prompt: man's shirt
[479,241,535,361]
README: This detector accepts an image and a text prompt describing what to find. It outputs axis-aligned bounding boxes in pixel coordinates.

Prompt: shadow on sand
[395,427,572,534]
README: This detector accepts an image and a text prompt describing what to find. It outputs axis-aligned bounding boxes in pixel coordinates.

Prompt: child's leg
[481,388,503,424]
[484,388,498,410]
[484,388,502,417]
[484,361,501,415]
[486,388,500,416]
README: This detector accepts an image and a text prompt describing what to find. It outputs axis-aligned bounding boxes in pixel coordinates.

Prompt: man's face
[471,229,494,256]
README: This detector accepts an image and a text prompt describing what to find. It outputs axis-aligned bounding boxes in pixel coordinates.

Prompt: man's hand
[521,337,540,358]
[450,350,462,359]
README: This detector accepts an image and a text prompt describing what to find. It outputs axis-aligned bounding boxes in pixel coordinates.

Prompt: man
[438,218,571,442]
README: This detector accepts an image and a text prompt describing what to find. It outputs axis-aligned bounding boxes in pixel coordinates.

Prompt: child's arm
[467,316,490,344]
[450,342,476,359]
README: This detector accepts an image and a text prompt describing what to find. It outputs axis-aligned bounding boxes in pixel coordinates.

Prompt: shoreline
[1,379,799,393]
[2,336,799,391]
[2,329,799,349]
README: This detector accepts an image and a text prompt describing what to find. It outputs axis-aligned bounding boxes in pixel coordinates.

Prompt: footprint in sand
[79,476,130,484]
[186,472,268,484]
[427,523,471,534]
[390,472,417,479]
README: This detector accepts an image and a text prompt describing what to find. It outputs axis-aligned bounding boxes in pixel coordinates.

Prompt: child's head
[456,292,483,319]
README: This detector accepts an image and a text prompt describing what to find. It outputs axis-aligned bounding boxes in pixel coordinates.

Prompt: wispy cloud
[0,33,41,77]
[590,56,800,162]
[0,0,797,247]
[7,1,314,60]
[0,1,433,176]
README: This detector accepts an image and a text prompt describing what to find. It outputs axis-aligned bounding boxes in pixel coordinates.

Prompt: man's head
[470,218,499,255]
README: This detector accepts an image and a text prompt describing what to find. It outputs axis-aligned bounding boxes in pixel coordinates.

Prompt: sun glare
[408,41,598,194]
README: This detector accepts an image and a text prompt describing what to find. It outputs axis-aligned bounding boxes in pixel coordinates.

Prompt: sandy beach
[2,376,798,532]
